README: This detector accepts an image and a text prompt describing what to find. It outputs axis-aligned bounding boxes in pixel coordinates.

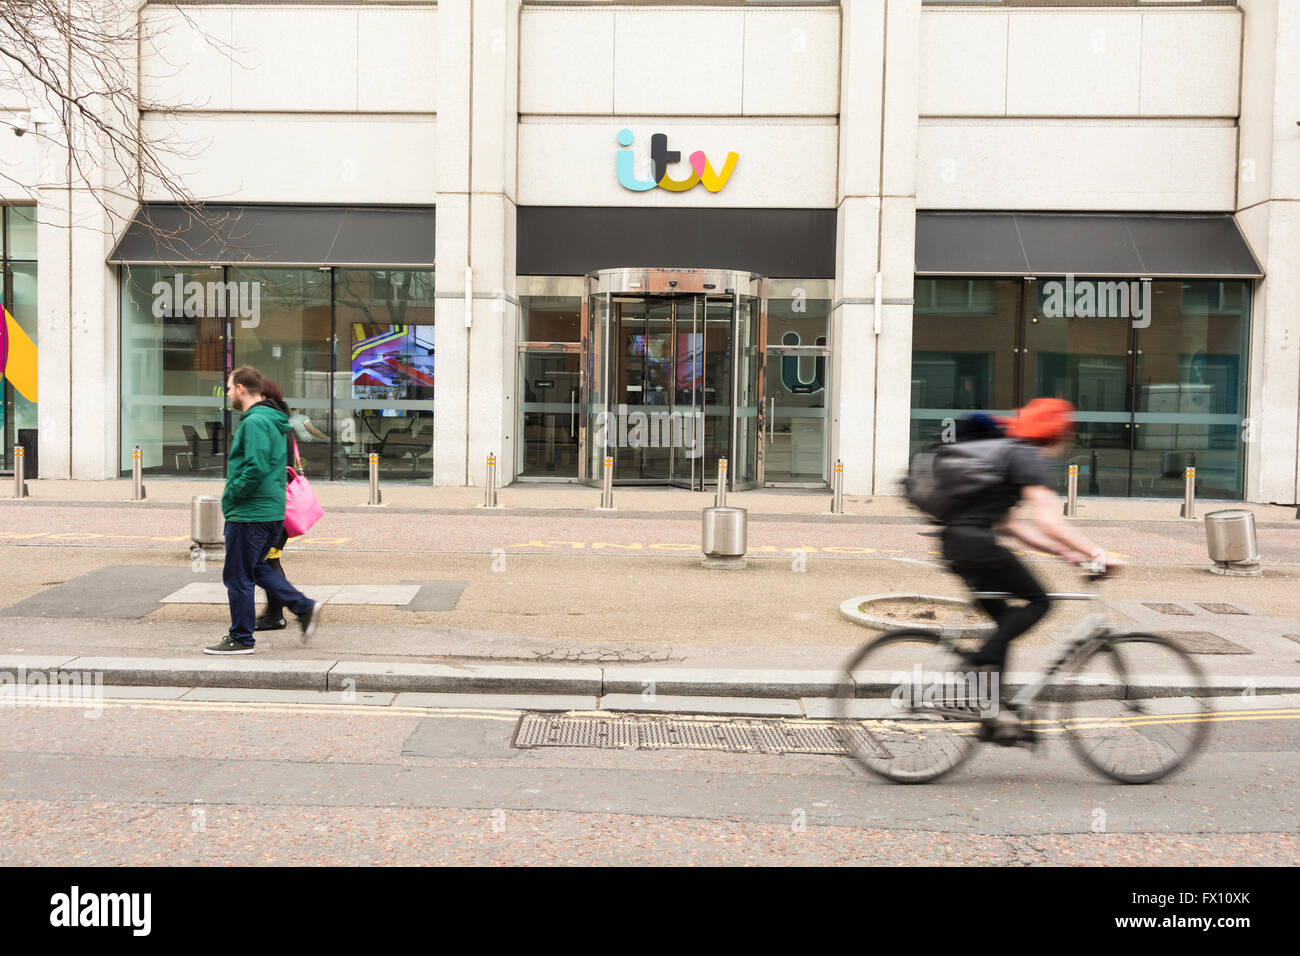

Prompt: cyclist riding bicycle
[940,399,1125,741]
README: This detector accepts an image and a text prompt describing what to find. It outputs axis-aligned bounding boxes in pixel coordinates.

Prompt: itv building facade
[1,0,1296,503]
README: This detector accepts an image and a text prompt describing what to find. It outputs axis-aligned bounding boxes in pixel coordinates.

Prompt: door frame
[581,267,766,491]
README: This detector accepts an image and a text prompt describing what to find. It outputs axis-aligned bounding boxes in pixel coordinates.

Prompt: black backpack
[903,438,1016,523]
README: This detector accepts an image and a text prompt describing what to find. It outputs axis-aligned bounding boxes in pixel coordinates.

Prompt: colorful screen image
[351,325,435,395]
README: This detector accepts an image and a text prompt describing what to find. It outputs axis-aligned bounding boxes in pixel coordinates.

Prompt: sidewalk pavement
[8,478,1298,524]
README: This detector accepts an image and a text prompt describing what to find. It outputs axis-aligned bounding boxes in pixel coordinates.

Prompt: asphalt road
[0,692,1295,865]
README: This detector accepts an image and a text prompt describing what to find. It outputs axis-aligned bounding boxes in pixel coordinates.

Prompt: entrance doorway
[582,268,761,491]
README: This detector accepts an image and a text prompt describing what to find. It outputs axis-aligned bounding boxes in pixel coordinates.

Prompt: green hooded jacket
[222,401,291,522]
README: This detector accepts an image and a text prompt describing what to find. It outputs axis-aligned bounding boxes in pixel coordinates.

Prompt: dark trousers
[224,520,313,645]
[941,525,1050,671]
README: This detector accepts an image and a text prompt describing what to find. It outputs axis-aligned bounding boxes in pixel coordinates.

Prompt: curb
[2,655,1299,701]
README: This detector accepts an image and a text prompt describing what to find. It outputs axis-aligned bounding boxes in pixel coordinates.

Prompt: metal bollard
[1088,449,1100,496]
[12,446,27,498]
[1180,466,1196,519]
[368,452,382,506]
[485,453,498,508]
[1064,463,1079,517]
[600,455,614,509]
[830,459,845,514]
[715,457,728,507]
[131,446,147,501]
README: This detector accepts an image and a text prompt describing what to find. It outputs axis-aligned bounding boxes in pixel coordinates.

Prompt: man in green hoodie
[205,366,323,654]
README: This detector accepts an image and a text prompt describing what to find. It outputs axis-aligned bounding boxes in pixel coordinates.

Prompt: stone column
[833,0,920,495]
[1237,0,1300,504]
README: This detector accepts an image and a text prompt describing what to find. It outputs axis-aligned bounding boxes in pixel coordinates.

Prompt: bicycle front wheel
[833,628,984,784]
[1059,632,1211,784]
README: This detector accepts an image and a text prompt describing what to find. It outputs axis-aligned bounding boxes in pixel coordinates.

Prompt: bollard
[702,505,748,570]
[131,446,147,501]
[12,446,27,499]
[1180,466,1196,519]
[1088,449,1100,496]
[600,455,614,509]
[1205,509,1261,576]
[830,459,845,514]
[485,453,498,508]
[1064,463,1079,517]
[368,452,382,506]
[715,457,728,507]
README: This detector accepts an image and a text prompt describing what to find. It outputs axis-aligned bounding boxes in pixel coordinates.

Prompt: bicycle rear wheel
[833,628,985,784]
[1059,632,1211,784]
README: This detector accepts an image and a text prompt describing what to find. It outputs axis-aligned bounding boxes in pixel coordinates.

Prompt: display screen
[351,324,435,399]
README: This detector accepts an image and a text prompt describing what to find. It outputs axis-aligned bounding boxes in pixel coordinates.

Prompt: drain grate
[515,713,870,756]
[1144,602,1193,616]
[1159,632,1253,655]
[1196,603,1248,615]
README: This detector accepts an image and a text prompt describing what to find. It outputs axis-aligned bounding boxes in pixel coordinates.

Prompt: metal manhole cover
[1196,603,1249,615]
[1144,603,1193,616]
[1160,632,1253,655]
[514,713,862,756]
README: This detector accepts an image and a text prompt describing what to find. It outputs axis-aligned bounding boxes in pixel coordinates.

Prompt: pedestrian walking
[254,378,299,632]
[205,366,323,654]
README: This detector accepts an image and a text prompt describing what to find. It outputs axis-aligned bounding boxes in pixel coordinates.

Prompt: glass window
[229,267,334,476]
[910,278,1020,458]
[518,277,583,343]
[765,279,830,484]
[119,265,227,476]
[5,206,37,260]
[1133,280,1248,499]
[334,269,436,482]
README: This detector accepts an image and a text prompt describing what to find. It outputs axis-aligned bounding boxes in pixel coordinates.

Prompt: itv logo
[616,129,739,193]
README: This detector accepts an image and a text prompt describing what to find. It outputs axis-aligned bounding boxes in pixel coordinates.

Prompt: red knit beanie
[1006,398,1077,443]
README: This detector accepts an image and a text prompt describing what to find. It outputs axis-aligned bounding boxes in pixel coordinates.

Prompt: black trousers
[263,527,292,618]
[941,525,1050,670]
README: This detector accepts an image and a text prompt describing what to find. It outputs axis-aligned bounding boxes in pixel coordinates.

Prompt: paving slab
[329,661,603,694]
[392,692,598,711]
[328,584,421,605]
[601,667,844,699]
[597,694,803,717]
[801,697,910,719]
[58,656,335,690]
[178,687,396,706]
[160,583,343,604]
[0,566,218,619]
[0,654,79,672]
[97,686,193,700]
[399,581,468,612]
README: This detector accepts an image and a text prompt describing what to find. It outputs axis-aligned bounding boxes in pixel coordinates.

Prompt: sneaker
[254,612,287,632]
[297,601,323,643]
[204,636,255,655]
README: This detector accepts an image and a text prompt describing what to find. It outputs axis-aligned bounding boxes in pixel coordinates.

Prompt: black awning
[517,206,837,278]
[915,212,1263,279]
[107,204,436,267]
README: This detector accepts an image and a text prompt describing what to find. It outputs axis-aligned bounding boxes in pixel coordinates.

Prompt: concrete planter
[840,593,995,635]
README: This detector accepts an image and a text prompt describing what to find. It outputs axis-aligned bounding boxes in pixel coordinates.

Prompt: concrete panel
[140,116,437,203]
[1235,0,1278,211]
[520,9,614,114]
[873,302,916,495]
[140,7,234,111]
[1252,202,1300,502]
[0,130,40,198]
[1139,11,1240,117]
[359,9,437,113]
[518,120,838,207]
[918,11,1007,117]
[1006,13,1142,116]
[742,10,839,116]
[916,123,1236,211]
[880,0,920,200]
[837,0,884,199]
[230,9,359,111]
[613,11,744,115]
[1273,0,1300,201]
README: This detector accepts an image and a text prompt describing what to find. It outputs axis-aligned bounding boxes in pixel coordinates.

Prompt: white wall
[517,4,840,207]
[139,4,437,203]
[916,6,1242,211]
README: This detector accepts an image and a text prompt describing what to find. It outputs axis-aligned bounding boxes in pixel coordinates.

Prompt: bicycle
[833,565,1212,785]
